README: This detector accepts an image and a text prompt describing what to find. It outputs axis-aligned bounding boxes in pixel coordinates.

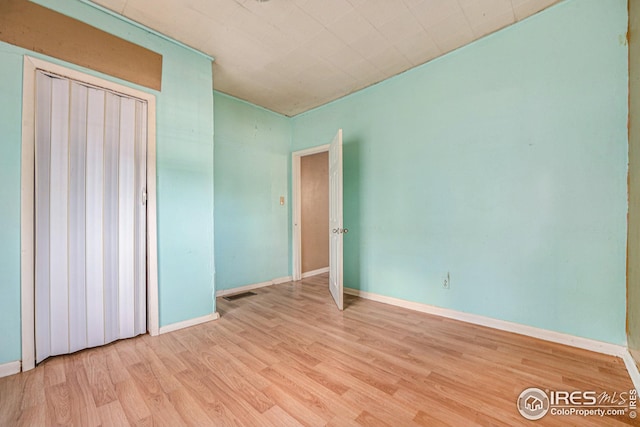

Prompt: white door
[329,129,345,310]
[35,71,148,363]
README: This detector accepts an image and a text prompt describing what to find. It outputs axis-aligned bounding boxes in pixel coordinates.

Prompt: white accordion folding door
[35,71,147,363]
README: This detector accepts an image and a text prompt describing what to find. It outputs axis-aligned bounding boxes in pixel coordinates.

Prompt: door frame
[20,56,159,371]
[291,144,330,281]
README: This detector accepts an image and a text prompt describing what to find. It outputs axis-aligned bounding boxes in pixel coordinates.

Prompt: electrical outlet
[443,272,450,289]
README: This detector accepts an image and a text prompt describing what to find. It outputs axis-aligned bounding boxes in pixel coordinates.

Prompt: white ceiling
[91,0,561,116]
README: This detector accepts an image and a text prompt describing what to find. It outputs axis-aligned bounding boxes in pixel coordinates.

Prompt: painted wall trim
[302,267,329,279]
[291,144,330,281]
[21,56,159,370]
[622,350,640,394]
[344,287,627,357]
[274,276,293,285]
[0,361,21,379]
[158,312,220,335]
[216,276,293,297]
[77,0,213,61]
[20,56,37,372]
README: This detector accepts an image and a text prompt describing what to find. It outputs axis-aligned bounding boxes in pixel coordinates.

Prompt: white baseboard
[216,276,292,297]
[273,275,293,285]
[158,312,220,335]
[0,361,21,378]
[302,267,329,279]
[622,350,640,394]
[344,288,627,358]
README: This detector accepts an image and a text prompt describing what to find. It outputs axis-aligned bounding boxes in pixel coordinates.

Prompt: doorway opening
[292,129,344,310]
[292,144,330,281]
[300,151,330,278]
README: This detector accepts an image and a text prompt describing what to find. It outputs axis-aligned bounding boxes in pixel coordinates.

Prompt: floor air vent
[223,291,257,301]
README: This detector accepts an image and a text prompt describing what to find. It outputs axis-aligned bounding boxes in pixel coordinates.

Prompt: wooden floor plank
[44,383,72,426]
[261,404,306,427]
[82,350,118,408]
[173,369,239,427]
[114,378,151,425]
[167,388,217,427]
[19,368,45,410]
[126,362,186,427]
[355,410,393,427]
[97,400,130,427]
[0,273,637,426]
[0,374,25,426]
[261,384,328,426]
[15,404,45,427]
[65,355,101,427]
[43,357,66,388]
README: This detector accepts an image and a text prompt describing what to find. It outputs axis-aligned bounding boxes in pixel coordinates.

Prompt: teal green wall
[291,0,628,344]
[0,0,215,365]
[213,92,291,290]
[0,0,629,368]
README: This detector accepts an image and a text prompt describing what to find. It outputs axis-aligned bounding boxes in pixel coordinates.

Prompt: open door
[329,129,345,310]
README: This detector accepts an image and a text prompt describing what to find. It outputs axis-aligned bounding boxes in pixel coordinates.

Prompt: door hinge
[142,189,147,205]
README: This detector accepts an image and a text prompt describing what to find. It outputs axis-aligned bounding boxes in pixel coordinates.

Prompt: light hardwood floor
[0,273,638,426]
